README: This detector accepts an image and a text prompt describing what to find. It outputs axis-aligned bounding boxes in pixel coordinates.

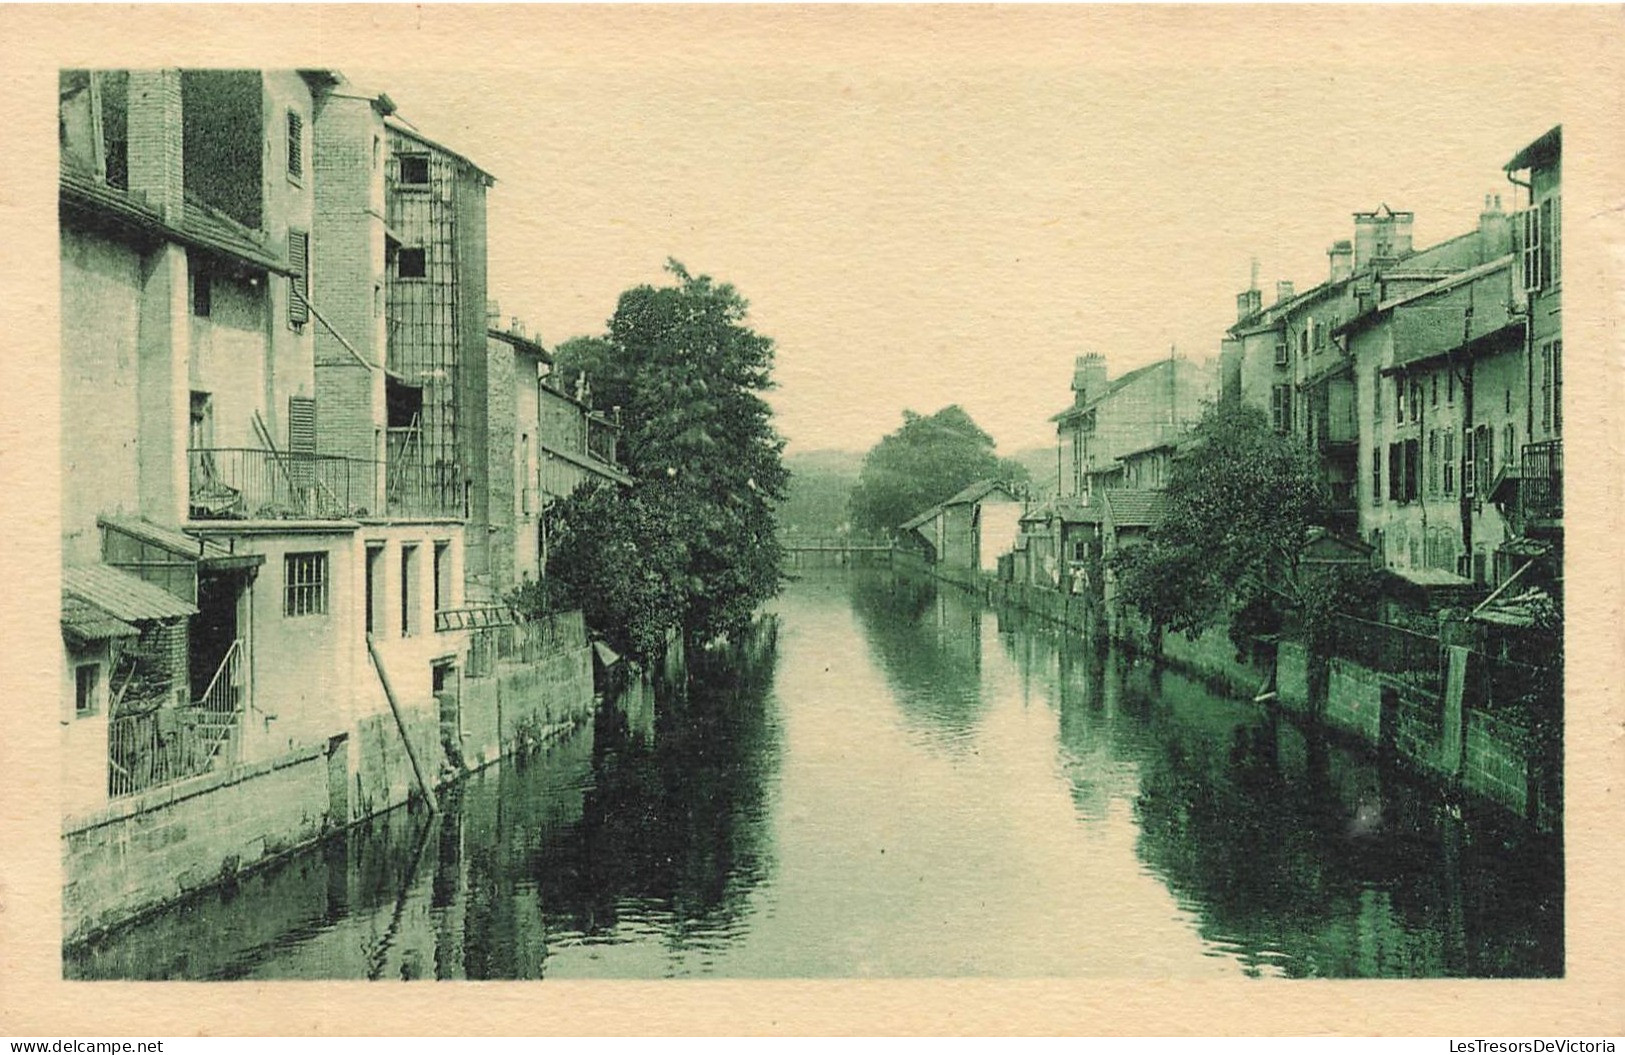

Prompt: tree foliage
[533,261,788,660]
[848,405,1028,536]
[1110,401,1372,643]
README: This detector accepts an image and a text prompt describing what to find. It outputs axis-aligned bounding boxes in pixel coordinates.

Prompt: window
[1443,431,1455,495]
[288,229,310,328]
[433,541,451,614]
[1447,369,1455,405]
[397,247,426,279]
[1395,377,1405,423]
[1522,199,1559,292]
[189,392,212,451]
[1504,423,1517,474]
[1550,194,1561,287]
[1550,340,1563,435]
[1427,430,1439,494]
[285,552,329,617]
[365,544,384,636]
[192,270,211,317]
[1388,444,1402,505]
[1409,378,1421,423]
[400,544,419,637]
[1371,447,1383,504]
[398,153,430,186]
[286,110,303,180]
[1373,371,1383,425]
[1477,424,1494,495]
[374,283,383,317]
[1271,384,1292,433]
[372,134,381,171]
[1463,428,1476,498]
[1274,340,1289,366]
[1431,373,1438,407]
[75,664,99,717]
[1404,439,1419,503]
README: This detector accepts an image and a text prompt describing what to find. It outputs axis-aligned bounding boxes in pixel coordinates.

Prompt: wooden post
[366,633,440,815]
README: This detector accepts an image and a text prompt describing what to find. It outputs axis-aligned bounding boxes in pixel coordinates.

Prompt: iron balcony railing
[1520,439,1563,522]
[189,448,464,521]
[108,640,245,798]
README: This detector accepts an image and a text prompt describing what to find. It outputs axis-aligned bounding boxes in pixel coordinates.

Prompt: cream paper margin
[0,4,1620,1037]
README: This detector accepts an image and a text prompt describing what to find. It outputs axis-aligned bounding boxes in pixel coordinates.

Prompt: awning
[100,515,264,572]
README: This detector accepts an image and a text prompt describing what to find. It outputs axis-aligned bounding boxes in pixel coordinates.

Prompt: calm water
[66,570,1562,979]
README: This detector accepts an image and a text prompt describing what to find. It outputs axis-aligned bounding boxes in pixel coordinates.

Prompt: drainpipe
[365,633,441,815]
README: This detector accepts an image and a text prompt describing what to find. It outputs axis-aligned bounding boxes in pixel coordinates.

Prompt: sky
[354,9,1565,457]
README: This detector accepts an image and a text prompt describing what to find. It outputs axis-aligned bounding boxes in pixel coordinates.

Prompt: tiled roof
[1505,125,1560,172]
[62,565,198,623]
[1102,489,1168,528]
[60,595,139,644]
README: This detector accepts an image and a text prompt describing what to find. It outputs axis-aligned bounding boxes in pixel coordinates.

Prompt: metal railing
[1520,440,1563,521]
[190,448,463,521]
[107,640,246,799]
[466,609,586,677]
[1326,613,1444,691]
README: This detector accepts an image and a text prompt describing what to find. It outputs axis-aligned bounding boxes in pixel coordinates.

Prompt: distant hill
[1008,445,1060,495]
[778,449,866,536]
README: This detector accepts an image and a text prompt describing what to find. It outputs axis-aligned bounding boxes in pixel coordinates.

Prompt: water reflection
[66,570,1560,979]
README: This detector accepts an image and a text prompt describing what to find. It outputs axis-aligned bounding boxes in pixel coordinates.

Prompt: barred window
[285,552,329,617]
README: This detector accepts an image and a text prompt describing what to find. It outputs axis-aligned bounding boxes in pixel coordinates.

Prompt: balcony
[1519,439,1563,528]
[189,448,463,522]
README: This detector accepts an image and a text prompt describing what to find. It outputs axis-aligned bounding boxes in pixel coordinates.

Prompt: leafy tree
[1110,401,1372,645]
[537,261,788,658]
[848,405,1028,535]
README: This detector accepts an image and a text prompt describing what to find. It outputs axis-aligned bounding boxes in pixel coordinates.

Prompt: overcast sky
[356,10,1563,457]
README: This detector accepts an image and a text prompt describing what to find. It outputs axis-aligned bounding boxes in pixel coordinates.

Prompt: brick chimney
[1072,353,1107,408]
[1328,240,1354,283]
[1478,192,1512,260]
[1275,280,1295,305]
[126,69,185,222]
[1353,204,1414,271]
[1236,288,1263,321]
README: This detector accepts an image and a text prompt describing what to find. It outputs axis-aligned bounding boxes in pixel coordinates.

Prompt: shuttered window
[288,396,317,455]
[288,230,309,327]
[287,110,304,180]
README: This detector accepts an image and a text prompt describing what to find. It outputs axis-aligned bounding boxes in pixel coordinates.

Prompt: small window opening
[398,153,430,186]
[397,247,426,279]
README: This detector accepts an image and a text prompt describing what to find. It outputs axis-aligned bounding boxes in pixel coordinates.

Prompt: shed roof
[60,595,139,645]
[62,565,198,623]
[899,506,943,532]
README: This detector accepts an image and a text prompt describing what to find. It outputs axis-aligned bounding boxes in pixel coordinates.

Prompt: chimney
[126,69,185,222]
[1275,280,1295,305]
[1072,353,1107,407]
[1235,288,1263,321]
[486,299,501,329]
[1327,240,1354,283]
[1478,191,1512,259]
[1353,204,1414,272]
[510,315,525,339]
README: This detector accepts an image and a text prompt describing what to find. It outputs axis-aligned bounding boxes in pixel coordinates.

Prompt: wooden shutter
[288,396,317,455]
[288,231,309,326]
[287,110,303,178]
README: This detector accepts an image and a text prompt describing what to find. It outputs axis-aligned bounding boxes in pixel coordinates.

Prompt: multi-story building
[57,68,472,814]
[486,315,630,594]
[1221,202,1514,533]
[1336,127,1561,595]
[1052,353,1211,501]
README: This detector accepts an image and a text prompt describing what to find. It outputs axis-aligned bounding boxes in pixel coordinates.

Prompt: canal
[66,569,1562,979]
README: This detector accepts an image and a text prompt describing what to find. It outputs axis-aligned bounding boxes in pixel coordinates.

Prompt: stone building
[1220,201,1515,534]
[485,316,631,595]
[1053,353,1211,501]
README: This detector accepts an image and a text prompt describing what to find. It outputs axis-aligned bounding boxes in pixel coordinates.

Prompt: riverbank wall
[62,614,597,947]
[892,555,1557,830]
